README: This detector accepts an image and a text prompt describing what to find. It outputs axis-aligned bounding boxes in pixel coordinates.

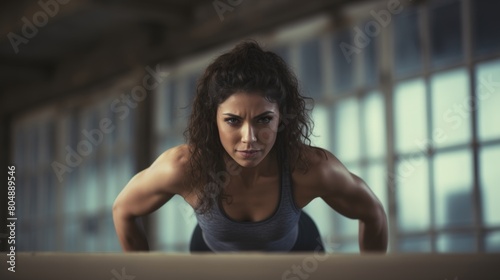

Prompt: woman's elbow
[112,198,133,222]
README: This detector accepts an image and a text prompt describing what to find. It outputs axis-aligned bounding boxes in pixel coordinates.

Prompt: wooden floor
[2,252,500,280]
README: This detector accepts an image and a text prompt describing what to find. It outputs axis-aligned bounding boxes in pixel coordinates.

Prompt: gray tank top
[194,161,301,252]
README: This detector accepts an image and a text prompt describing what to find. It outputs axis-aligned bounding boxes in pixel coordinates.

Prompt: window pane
[106,214,122,252]
[45,221,56,251]
[434,150,473,228]
[117,154,133,189]
[363,91,386,158]
[299,38,322,98]
[63,115,79,215]
[303,198,334,247]
[64,220,78,251]
[394,79,427,153]
[83,219,98,252]
[333,97,360,162]
[83,163,99,213]
[65,172,78,215]
[399,236,431,252]
[480,145,500,226]
[486,231,500,252]
[396,156,430,232]
[430,68,471,148]
[429,0,463,67]
[473,0,500,56]
[334,212,358,237]
[311,105,331,149]
[393,8,422,76]
[476,59,500,141]
[45,174,56,218]
[155,195,194,251]
[333,29,354,92]
[437,233,476,252]
[103,156,115,208]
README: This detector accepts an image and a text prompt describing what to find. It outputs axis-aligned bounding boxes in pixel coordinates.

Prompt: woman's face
[216,92,280,168]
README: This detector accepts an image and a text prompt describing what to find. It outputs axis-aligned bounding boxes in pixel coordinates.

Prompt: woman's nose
[241,124,257,143]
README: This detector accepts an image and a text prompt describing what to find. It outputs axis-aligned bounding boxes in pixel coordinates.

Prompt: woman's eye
[259,116,273,124]
[225,118,239,125]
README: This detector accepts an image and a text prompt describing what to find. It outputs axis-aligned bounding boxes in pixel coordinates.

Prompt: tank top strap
[280,154,301,214]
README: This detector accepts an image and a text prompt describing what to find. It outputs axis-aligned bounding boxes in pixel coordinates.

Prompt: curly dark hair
[184,40,314,214]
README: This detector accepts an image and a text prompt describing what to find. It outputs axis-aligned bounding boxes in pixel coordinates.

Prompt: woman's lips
[237,150,260,158]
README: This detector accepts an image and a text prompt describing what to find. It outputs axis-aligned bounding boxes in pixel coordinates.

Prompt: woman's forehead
[220,92,276,105]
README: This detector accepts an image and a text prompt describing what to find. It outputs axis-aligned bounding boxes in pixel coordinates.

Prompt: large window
[13,76,139,251]
[392,0,500,252]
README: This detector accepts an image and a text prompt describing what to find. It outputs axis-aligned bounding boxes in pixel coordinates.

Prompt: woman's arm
[112,145,189,251]
[308,149,388,252]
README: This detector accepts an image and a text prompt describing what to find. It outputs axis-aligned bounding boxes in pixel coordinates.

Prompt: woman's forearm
[358,208,388,252]
[113,208,150,251]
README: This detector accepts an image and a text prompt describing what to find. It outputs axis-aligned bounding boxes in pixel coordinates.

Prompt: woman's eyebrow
[222,111,275,119]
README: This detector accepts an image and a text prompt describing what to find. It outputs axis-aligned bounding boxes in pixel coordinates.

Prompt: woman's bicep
[319,162,383,221]
[113,166,177,218]
[113,147,190,218]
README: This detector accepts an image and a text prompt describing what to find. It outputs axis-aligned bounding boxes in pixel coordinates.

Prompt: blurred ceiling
[0,0,356,115]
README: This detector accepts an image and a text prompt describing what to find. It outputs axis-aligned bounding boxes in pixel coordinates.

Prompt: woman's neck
[226,150,279,188]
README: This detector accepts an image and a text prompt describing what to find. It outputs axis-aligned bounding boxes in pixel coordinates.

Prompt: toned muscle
[292,146,384,222]
[114,144,192,218]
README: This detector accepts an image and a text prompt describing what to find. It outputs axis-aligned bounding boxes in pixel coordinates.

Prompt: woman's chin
[233,159,261,168]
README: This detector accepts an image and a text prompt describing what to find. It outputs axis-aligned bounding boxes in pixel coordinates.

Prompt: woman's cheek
[258,127,276,144]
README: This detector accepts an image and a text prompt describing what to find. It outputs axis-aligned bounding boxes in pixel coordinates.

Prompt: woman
[113,41,387,253]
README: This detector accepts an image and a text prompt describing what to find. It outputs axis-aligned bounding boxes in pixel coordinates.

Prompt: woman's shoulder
[300,145,335,170]
[152,144,190,167]
[148,144,193,191]
[292,146,345,188]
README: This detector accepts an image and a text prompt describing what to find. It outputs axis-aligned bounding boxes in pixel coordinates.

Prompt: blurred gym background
[0,0,499,253]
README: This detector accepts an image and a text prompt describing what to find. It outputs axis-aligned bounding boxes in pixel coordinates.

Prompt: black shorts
[189,211,325,252]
